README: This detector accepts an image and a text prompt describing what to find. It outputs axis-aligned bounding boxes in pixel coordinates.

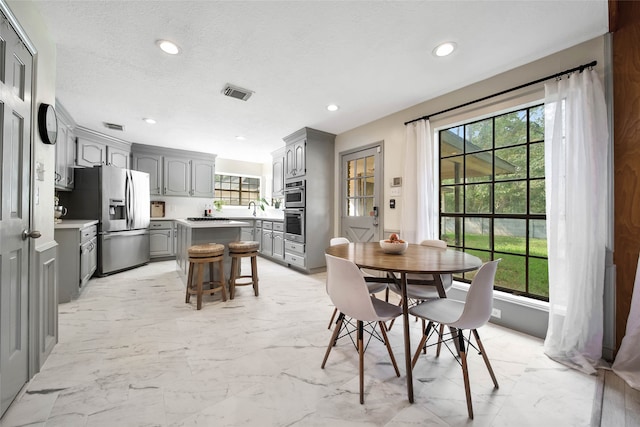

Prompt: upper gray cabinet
[108,145,131,169]
[191,159,216,197]
[131,144,216,198]
[164,157,190,196]
[132,152,162,195]
[75,127,131,168]
[54,103,76,190]
[272,147,285,198]
[284,139,306,179]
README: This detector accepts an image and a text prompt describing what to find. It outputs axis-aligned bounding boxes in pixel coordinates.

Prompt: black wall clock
[38,103,58,145]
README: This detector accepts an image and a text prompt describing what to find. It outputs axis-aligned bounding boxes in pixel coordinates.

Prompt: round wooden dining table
[325,242,482,403]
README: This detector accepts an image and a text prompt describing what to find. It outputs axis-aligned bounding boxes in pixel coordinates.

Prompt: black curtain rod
[404,60,597,126]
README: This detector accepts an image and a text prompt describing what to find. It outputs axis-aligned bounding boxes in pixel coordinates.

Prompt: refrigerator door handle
[102,229,150,239]
[126,170,134,229]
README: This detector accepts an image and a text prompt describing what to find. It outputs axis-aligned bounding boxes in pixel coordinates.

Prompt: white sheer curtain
[401,119,437,243]
[543,69,609,374]
[612,253,640,390]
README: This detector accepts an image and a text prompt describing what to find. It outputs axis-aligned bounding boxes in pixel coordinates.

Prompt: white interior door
[340,145,382,242]
[0,14,33,415]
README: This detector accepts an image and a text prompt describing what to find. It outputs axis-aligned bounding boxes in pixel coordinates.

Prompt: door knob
[22,229,42,240]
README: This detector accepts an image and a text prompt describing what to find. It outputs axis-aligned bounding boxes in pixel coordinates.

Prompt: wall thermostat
[391,177,402,187]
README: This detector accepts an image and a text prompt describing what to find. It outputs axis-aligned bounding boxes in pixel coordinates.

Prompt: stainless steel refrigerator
[60,165,151,276]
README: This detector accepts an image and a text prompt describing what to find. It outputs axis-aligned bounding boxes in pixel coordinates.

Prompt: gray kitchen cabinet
[240,219,256,242]
[107,145,131,169]
[132,152,162,195]
[272,226,285,261]
[261,221,273,256]
[55,221,98,303]
[164,156,190,196]
[80,234,98,285]
[272,147,285,198]
[284,240,305,269]
[54,102,77,190]
[132,144,216,198]
[282,127,335,272]
[75,126,131,168]
[149,220,175,258]
[191,159,215,197]
[259,220,284,261]
[284,139,306,179]
[54,116,76,190]
[76,136,107,167]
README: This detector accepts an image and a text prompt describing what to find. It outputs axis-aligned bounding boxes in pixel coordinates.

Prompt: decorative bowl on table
[379,239,408,254]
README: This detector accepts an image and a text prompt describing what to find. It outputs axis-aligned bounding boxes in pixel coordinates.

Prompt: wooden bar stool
[228,241,260,299]
[185,243,227,310]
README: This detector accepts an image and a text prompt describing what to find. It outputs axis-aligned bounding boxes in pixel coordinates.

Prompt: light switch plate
[36,162,45,181]
[390,187,401,197]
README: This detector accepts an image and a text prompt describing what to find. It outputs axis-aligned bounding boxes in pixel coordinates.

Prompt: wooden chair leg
[379,321,400,377]
[458,331,473,419]
[328,307,338,329]
[209,262,215,293]
[321,313,344,368]
[422,318,427,354]
[251,254,259,296]
[411,321,433,370]
[218,259,227,301]
[358,320,365,404]
[229,257,237,299]
[185,261,194,303]
[472,329,499,388]
[436,323,445,357]
[196,263,204,310]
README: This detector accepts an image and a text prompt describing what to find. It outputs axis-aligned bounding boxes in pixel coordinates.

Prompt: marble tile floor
[2,258,600,426]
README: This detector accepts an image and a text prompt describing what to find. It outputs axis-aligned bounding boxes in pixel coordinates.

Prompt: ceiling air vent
[222,83,254,101]
[103,122,125,131]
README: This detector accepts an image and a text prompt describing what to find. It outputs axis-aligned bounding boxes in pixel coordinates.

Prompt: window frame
[438,103,549,301]
[214,173,261,207]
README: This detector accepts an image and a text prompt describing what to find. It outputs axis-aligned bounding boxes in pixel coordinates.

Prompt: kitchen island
[175,218,250,285]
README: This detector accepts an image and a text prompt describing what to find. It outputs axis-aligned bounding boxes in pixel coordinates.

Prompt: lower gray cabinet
[55,222,98,303]
[150,220,175,258]
[260,220,284,262]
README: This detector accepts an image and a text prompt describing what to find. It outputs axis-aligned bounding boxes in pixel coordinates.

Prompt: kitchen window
[439,104,548,301]
[214,174,261,206]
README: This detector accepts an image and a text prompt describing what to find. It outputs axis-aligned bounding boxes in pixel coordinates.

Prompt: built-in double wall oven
[284,179,305,243]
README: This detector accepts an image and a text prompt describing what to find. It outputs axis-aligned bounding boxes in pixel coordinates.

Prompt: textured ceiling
[29,0,608,163]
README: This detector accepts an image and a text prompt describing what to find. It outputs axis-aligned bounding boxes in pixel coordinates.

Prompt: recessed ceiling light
[235,136,246,141]
[143,118,156,124]
[433,42,456,57]
[327,104,339,112]
[156,39,181,55]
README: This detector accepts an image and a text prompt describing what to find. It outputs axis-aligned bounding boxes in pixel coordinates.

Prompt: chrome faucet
[248,201,257,217]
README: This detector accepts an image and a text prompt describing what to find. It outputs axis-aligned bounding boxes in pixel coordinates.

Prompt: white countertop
[175,219,251,228]
[54,219,99,229]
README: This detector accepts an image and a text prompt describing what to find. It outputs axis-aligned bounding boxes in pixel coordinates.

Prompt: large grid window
[439,104,548,300]
[214,174,260,206]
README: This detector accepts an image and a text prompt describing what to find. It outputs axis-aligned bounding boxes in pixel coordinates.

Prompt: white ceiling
[29,0,608,164]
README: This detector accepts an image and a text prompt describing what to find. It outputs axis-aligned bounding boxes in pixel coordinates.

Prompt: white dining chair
[321,254,403,404]
[409,259,501,419]
[326,237,389,329]
[387,239,453,347]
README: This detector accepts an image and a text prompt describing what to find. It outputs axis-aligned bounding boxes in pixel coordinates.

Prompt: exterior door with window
[0,16,33,414]
[340,146,382,242]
